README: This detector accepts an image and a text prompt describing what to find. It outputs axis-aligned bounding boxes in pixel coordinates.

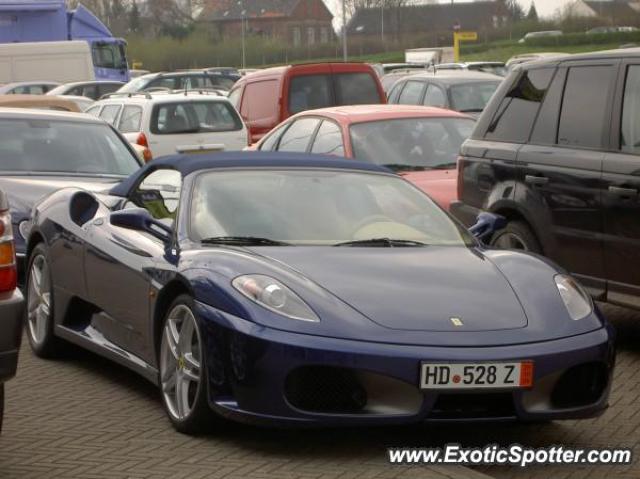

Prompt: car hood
[257,246,527,332]
[400,169,457,210]
[0,175,121,220]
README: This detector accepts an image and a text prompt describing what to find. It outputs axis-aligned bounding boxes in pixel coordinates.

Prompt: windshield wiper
[334,238,428,247]
[382,164,426,172]
[201,236,292,246]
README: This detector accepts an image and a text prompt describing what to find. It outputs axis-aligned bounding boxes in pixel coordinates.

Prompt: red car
[253,105,474,210]
[228,63,386,144]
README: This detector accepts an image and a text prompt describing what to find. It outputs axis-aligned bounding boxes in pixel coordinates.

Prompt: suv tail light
[456,156,465,201]
[0,207,17,293]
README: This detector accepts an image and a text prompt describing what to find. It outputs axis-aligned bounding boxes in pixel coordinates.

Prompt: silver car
[0,190,24,433]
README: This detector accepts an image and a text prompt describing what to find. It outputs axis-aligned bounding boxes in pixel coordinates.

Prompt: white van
[0,41,95,84]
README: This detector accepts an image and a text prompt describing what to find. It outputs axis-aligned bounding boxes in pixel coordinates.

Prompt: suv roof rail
[100,91,153,100]
[171,88,224,96]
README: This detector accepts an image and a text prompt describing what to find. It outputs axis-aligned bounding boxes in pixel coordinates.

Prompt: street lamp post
[381,1,384,43]
[238,1,246,69]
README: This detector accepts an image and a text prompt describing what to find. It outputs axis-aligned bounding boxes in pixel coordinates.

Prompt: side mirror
[110,208,173,243]
[469,212,506,244]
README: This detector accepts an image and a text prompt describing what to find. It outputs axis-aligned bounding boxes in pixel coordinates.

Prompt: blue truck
[0,0,129,82]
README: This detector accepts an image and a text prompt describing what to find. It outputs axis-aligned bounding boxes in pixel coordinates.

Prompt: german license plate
[420,361,533,390]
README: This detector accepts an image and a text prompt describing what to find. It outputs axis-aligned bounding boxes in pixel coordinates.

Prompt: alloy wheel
[27,254,52,346]
[160,305,203,421]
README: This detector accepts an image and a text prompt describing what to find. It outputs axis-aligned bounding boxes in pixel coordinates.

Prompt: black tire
[490,220,542,254]
[158,294,215,434]
[25,243,62,358]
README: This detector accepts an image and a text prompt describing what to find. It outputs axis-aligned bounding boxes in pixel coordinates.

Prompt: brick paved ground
[0,304,637,479]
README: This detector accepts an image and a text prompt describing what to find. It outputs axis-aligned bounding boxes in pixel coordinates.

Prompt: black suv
[453,48,640,309]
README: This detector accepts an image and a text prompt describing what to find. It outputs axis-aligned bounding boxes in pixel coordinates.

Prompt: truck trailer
[0,0,129,82]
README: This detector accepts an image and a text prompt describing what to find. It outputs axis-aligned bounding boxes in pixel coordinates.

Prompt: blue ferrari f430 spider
[24,152,615,433]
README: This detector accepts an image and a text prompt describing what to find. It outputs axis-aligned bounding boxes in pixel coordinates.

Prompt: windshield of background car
[190,169,473,246]
[0,118,141,176]
[118,76,151,93]
[151,101,243,134]
[92,42,127,69]
[350,117,474,170]
[449,81,500,112]
[288,73,381,114]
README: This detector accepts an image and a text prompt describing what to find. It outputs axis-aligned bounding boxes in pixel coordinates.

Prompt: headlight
[232,274,320,322]
[18,220,31,241]
[555,274,592,320]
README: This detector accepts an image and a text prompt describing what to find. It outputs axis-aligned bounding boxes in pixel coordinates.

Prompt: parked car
[47,81,124,100]
[387,71,502,118]
[86,91,249,159]
[518,30,563,43]
[454,48,640,310]
[0,94,82,112]
[0,81,60,95]
[25,152,614,433]
[0,108,142,277]
[506,52,568,70]
[587,26,638,34]
[0,190,24,434]
[380,70,419,94]
[118,70,240,94]
[436,62,507,77]
[254,105,474,209]
[228,63,386,143]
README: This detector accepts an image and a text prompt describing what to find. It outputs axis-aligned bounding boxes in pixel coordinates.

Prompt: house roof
[347,1,505,35]
[200,0,307,22]
[584,1,640,18]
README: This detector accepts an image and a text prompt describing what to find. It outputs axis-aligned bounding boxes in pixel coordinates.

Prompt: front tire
[25,243,61,358]
[159,295,213,434]
[490,220,542,254]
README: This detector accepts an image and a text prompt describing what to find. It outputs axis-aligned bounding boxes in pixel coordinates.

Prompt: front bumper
[0,289,24,382]
[197,302,615,427]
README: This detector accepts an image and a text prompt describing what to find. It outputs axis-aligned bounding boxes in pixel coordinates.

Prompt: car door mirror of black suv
[469,212,507,244]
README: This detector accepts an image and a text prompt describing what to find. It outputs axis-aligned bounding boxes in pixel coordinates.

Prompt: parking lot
[0,304,637,479]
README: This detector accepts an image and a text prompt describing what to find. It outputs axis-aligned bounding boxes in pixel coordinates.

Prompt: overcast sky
[327,0,573,22]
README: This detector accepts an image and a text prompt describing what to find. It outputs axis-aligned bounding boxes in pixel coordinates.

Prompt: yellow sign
[453,31,478,62]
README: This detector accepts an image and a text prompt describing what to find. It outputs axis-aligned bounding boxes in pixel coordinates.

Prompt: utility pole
[342,0,347,61]
[381,1,384,43]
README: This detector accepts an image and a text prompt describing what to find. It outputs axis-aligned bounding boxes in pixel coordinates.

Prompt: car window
[242,80,278,120]
[152,101,242,135]
[259,122,289,151]
[424,84,447,107]
[99,83,122,97]
[334,72,381,105]
[206,76,236,91]
[288,75,332,114]
[530,68,566,145]
[129,169,182,223]
[558,66,613,149]
[277,118,321,152]
[99,104,122,125]
[228,87,242,108]
[621,65,640,154]
[311,120,344,156]
[147,77,179,91]
[118,105,143,133]
[387,83,403,103]
[85,105,101,117]
[398,81,425,105]
[449,81,500,113]
[82,85,99,100]
[485,68,554,143]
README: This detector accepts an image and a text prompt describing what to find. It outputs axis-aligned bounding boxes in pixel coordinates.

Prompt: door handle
[525,175,549,186]
[608,186,638,197]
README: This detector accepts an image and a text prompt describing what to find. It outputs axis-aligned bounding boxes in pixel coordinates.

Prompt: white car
[85,91,249,160]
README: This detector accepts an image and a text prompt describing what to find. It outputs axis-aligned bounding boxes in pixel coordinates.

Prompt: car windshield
[118,76,150,93]
[152,101,242,134]
[350,117,474,171]
[0,118,141,176]
[191,169,473,246]
[449,81,500,112]
[92,42,127,70]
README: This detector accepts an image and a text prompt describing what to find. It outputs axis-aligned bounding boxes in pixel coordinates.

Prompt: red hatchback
[228,63,386,144]
[253,105,474,210]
